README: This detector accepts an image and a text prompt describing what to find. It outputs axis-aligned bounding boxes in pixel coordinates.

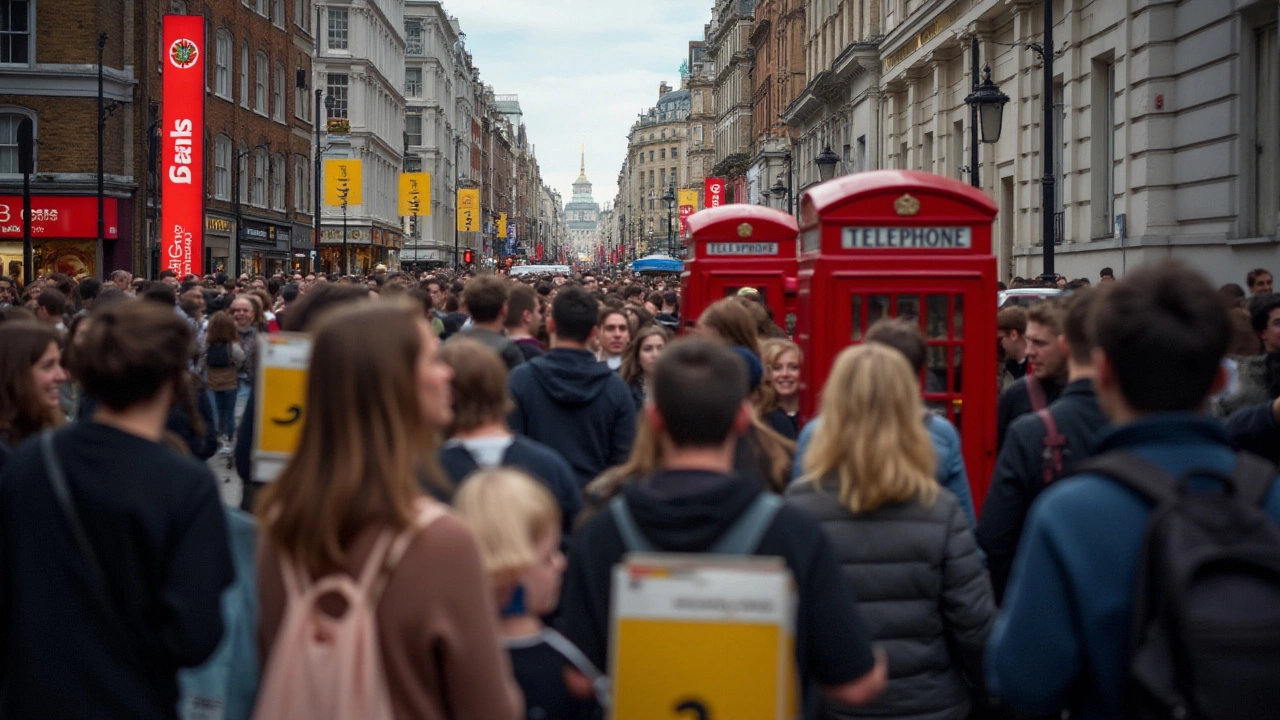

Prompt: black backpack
[1071,451,1280,719]
[206,342,232,368]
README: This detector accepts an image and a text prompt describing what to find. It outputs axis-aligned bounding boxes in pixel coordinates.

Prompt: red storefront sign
[161,15,205,276]
[0,196,118,239]
[678,204,695,235]
[704,177,726,208]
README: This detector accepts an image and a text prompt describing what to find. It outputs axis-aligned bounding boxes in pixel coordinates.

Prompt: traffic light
[463,249,474,264]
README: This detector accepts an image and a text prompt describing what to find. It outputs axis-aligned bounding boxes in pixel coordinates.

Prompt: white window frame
[405,21,423,56]
[273,62,285,122]
[327,9,349,51]
[272,0,283,28]
[294,156,310,212]
[405,67,421,97]
[214,31,232,99]
[271,153,285,210]
[252,149,267,207]
[254,52,268,115]
[326,73,348,118]
[214,134,231,199]
[0,109,35,174]
[240,42,250,108]
[238,145,249,203]
[405,114,422,146]
[0,0,32,66]
[294,0,310,32]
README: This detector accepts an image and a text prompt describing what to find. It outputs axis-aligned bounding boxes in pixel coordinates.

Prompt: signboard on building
[399,172,431,216]
[0,196,118,239]
[496,212,507,239]
[457,188,480,231]
[841,226,973,250]
[706,242,780,256]
[678,189,698,235]
[705,177,725,208]
[161,14,205,277]
[324,159,363,206]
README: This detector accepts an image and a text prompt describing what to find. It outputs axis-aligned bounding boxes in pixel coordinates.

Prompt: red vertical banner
[678,204,694,235]
[162,15,205,277]
[704,177,725,209]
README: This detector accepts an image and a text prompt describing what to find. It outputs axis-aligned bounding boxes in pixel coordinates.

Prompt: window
[214,32,231,98]
[405,114,422,146]
[405,67,421,97]
[1,0,30,64]
[1090,57,1116,238]
[294,0,310,31]
[326,73,348,118]
[255,52,268,114]
[0,112,32,173]
[671,147,678,158]
[405,21,423,55]
[328,9,348,50]
[660,149,666,160]
[271,154,285,210]
[294,156,310,212]
[254,0,265,15]
[295,65,311,122]
[240,43,249,107]
[214,135,231,199]
[273,62,285,121]
[252,149,267,207]
[272,0,283,26]
[1254,23,1278,236]
[649,150,654,161]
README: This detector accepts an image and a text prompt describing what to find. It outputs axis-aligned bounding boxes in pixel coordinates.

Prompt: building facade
[619,84,692,257]
[316,0,405,274]
[780,0,1279,285]
[564,150,600,258]
[747,0,806,212]
[709,0,757,202]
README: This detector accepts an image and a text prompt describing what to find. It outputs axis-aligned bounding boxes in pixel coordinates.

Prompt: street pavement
[209,444,244,509]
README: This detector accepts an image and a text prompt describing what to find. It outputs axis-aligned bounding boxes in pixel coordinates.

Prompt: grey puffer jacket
[786,479,995,720]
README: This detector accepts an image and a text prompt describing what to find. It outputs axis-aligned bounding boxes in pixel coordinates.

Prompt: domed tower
[564,146,601,258]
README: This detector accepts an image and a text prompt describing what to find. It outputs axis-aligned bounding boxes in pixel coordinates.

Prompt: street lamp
[967,65,1010,144]
[815,145,840,183]
[662,183,676,257]
[321,94,337,274]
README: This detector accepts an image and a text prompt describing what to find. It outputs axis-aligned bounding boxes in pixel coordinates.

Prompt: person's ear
[1206,360,1229,400]
[732,400,753,435]
[1057,335,1070,358]
[546,315,557,335]
[1092,347,1114,392]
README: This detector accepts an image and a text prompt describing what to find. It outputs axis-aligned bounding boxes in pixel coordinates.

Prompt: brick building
[747,0,805,211]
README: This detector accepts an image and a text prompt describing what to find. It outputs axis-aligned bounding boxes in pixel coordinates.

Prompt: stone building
[748,0,806,211]
[686,39,717,203]
[316,0,405,274]
[564,150,601,258]
[619,84,692,256]
[709,0,757,202]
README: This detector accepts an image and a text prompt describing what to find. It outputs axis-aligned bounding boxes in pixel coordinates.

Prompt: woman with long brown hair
[697,297,759,354]
[787,343,994,719]
[619,324,669,410]
[200,310,245,444]
[0,321,66,468]
[254,301,522,719]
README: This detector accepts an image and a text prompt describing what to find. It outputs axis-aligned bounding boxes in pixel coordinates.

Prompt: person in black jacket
[978,289,1109,603]
[508,286,636,487]
[996,300,1068,450]
[0,300,233,719]
[438,337,582,538]
[557,339,887,717]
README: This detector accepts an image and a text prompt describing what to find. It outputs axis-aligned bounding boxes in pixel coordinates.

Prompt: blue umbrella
[630,254,683,273]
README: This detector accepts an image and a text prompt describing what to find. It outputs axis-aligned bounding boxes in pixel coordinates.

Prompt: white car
[998,288,1063,308]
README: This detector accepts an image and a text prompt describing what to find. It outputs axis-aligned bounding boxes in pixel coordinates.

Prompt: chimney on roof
[659,82,671,99]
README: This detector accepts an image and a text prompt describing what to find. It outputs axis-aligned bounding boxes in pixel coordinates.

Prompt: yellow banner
[678,189,699,210]
[324,159,363,207]
[496,212,507,239]
[398,172,431,216]
[457,188,480,232]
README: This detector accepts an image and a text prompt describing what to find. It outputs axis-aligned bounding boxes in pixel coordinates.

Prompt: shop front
[318,225,372,276]
[291,222,315,275]
[0,195,129,283]
[204,213,233,275]
[237,219,291,277]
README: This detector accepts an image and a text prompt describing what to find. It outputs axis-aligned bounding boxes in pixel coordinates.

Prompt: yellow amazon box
[609,554,798,720]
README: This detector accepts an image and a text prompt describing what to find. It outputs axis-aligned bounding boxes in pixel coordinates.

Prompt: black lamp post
[816,145,840,183]
[320,94,337,274]
[662,183,676,257]
[962,39,1011,189]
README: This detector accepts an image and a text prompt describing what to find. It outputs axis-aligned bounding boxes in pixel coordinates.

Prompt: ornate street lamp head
[964,64,1010,144]
[816,145,840,182]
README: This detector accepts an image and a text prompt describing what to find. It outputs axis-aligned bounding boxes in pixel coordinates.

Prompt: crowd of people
[0,258,1277,720]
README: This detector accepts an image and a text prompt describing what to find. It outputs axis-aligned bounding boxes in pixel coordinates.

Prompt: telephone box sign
[842,226,973,250]
[706,242,780,256]
[161,14,205,277]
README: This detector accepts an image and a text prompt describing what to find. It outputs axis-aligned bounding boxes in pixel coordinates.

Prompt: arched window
[0,109,35,173]
[272,62,285,121]
[270,153,285,210]
[214,31,232,99]
[240,43,249,107]
[252,149,267,206]
[213,135,231,199]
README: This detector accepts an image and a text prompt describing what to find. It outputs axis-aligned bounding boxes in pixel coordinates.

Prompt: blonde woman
[454,469,604,720]
[758,338,803,440]
[786,343,994,720]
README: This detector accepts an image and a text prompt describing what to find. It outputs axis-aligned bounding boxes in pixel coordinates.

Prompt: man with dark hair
[654,289,680,331]
[504,283,545,360]
[997,306,1029,392]
[0,275,14,308]
[507,285,636,486]
[996,301,1068,449]
[987,262,1280,718]
[1098,267,1115,284]
[621,285,644,305]
[34,287,67,332]
[1246,267,1273,296]
[450,275,523,369]
[78,277,102,310]
[978,289,1108,602]
[158,269,180,287]
[1251,293,1280,354]
[580,274,597,292]
[790,318,976,526]
[559,339,888,715]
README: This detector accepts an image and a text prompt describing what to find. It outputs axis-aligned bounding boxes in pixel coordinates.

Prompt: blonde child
[454,469,605,720]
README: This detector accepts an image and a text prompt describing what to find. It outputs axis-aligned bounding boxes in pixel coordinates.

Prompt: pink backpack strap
[366,500,449,604]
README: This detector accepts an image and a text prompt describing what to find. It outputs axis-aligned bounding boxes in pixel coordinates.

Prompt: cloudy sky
[448,0,711,207]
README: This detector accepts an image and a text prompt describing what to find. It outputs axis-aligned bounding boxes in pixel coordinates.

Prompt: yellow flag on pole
[457,188,480,231]
[399,173,431,216]
[324,159,363,206]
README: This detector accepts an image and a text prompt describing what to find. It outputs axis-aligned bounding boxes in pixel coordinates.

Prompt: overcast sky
[447,0,711,208]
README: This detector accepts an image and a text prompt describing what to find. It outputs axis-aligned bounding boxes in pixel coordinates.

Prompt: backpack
[206,342,233,368]
[1070,451,1280,720]
[251,501,447,720]
[1037,408,1067,485]
[609,491,782,555]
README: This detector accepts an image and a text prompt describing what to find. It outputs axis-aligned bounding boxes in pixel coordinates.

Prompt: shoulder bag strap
[541,627,612,708]
[1036,408,1066,485]
[1070,452,1179,505]
[368,500,449,604]
[1026,374,1046,412]
[707,493,783,555]
[609,495,656,553]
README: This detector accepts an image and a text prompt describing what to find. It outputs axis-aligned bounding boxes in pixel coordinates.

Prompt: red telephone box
[681,204,799,334]
[797,170,999,508]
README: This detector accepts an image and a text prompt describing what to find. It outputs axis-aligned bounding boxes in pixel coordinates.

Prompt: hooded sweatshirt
[508,348,637,487]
